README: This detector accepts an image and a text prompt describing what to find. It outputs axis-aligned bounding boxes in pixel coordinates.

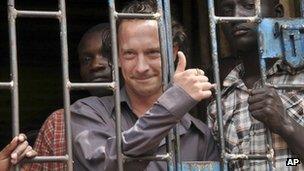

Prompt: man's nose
[91,55,108,71]
[135,55,149,73]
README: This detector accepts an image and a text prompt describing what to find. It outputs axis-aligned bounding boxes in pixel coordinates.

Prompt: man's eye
[221,6,234,16]
[82,56,92,64]
[243,3,255,10]
[149,52,160,59]
[123,52,136,59]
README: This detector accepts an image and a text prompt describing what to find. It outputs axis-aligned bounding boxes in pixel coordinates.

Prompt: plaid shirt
[29,109,67,171]
[208,60,304,171]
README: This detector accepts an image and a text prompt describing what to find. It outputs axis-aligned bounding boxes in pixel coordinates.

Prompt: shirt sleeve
[71,84,197,171]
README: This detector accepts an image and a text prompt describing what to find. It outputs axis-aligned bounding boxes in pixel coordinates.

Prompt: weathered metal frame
[108,0,180,170]
[6,0,74,170]
[207,0,275,170]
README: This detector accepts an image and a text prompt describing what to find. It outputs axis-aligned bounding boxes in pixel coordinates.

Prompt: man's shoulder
[70,95,114,119]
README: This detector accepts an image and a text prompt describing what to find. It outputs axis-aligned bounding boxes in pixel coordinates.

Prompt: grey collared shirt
[70,84,219,171]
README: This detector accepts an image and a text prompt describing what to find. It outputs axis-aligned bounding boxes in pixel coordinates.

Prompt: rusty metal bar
[163,0,181,170]
[116,13,160,19]
[16,10,61,18]
[207,0,226,170]
[58,0,74,170]
[0,82,12,89]
[301,0,304,17]
[108,1,124,171]
[8,0,20,149]
[124,153,171,162]
[69,82,115,90]
[226,153,271,160]
[23,156,69,163]
[156,0,175,170]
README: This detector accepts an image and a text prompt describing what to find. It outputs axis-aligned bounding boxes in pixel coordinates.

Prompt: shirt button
[250,131,255,136]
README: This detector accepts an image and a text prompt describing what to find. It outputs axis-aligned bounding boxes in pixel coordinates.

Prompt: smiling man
[70,0,219,170]
[208,0,304,170]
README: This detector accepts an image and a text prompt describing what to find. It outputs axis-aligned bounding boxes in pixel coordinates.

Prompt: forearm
[279,116,304,161]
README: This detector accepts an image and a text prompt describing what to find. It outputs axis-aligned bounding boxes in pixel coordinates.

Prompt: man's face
[118,20,162,97]
[79,31,112,96]
[220,0,276,52]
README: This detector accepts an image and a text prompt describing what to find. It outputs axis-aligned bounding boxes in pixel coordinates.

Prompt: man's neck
[126,88,162,118]
[238,49,261,89]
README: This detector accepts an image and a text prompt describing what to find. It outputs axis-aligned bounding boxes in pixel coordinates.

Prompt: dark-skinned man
[28,23,113,170]
[208,0,304,170]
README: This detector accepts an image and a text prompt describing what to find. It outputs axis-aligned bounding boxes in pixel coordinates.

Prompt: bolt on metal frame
[207,0,276,170]
[6,0,73,170]
[108,0,182,170]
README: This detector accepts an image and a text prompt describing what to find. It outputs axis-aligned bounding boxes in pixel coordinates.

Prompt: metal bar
[155,0,175,170]
[266,84,304,90]
[8,1,20,171]
[109,1,124,171]
[58,0,73,170]
[69,82,115,90]
[226,154,271,160]
[258,20,274,171]
[16,10,61,18]
[301,0,304,17]
[162,0,181,171]
[23,156,69,163]
[124,154,171,162]
[8,0,20,143]
[117,13,160,19]
[214,16,260,23]
[0,82,12,89]
[207,0,227,170]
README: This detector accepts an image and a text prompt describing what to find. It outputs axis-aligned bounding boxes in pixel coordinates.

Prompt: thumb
[175,51,186,74]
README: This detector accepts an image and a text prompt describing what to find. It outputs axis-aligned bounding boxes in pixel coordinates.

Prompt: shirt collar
[222,59,299,95]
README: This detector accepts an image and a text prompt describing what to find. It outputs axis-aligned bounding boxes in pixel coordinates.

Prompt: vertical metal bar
[109,1,123,171]
[8,1,20,171]
[257,20,274,171]
[256,0,274,169]
[8,0,19,138]
[301,0,304,17]
[162,0,181,171]
[207,0,227,170]
[58,0,73,170]
[156,0,175,170]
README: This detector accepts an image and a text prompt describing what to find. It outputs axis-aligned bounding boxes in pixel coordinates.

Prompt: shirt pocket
[279,90,304,126]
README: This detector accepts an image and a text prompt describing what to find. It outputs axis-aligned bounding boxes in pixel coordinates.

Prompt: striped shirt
[208,60,304,170]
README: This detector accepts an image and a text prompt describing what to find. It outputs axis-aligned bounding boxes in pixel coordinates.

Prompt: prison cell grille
[207,0,275,171]
[5,0,182,171]
[108,0,182,170]
[6,0,73,170]
[208,0,304,170]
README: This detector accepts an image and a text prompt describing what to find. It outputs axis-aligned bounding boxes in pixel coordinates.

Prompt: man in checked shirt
[208,0,304,170]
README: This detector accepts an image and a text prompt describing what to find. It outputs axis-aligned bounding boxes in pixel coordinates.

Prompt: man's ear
[274,3,284,18]
[173,45,179,62]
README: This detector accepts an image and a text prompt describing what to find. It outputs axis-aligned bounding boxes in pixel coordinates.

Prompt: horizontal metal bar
[22,156,69,163]
[226,153,271,160]
[0,82,12,89]
[68,82,115,90]
[16,10,61,19]
[116,12,160,19]
[266,83,304,90]
[124,153,171,162]
[214,16,260,23]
